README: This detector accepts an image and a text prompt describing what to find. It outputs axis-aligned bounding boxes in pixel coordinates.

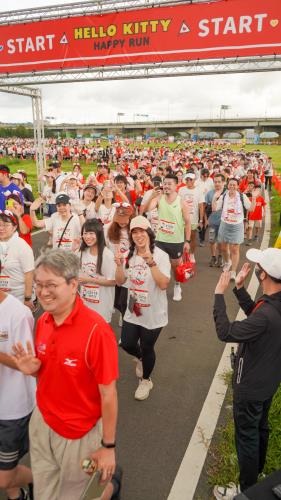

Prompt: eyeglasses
[34,280,67,292]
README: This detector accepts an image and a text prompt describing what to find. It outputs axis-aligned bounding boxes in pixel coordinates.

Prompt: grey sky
[1,0,281,124]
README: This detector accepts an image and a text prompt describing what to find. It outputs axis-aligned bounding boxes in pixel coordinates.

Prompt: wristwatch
[101,439,116,449]
[185,239,191,243]
[24,296,32,301]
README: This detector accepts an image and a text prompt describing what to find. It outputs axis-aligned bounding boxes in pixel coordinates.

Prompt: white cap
[130,215,151,232]
[246,248,281,280]
[185,172,196,180]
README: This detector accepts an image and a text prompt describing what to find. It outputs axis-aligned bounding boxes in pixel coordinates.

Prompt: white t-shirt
[220,192,251,225]
[0,294,36,419]
[104,223,130,258]
[97,204,116,225]
[124,246,171,329]
[79,247,116,323]
[140,189,159,233]
[55,172,68,192]
[0,233,34,302]
[196,178,214,195]
[42,185,56,204]
[45,213,81,250]
[178,186,205,224]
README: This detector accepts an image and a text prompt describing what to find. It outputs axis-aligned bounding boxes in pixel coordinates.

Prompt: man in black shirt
[213,248,281,499]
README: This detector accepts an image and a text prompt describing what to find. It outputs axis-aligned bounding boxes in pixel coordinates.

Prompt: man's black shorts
[0,413,31,470]
[156,241,184,260]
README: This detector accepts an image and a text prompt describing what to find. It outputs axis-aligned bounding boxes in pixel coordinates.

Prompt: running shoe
[213,482,240,499]
[135,379,153,400]
[223,261,232,272]
[209,256,217,267]
[216,255,223,268]
[134,358,143,378]
[173,283,182,301]
[230,271,236,281]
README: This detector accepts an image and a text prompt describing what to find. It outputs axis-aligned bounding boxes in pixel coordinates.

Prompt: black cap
[55,193,70,205]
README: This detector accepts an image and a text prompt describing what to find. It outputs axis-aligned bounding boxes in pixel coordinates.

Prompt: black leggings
[265,176,272,191]
[121,321,162,379]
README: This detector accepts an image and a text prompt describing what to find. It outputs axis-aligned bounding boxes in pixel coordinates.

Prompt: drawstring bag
[175,252,196,283]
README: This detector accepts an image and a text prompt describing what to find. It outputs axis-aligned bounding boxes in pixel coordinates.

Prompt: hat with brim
[185,173,196,180]
[130,216,151,232]
[10,173,23,181]
[55,193,70,205]
[247,248,281,280]
[113,206,134,224]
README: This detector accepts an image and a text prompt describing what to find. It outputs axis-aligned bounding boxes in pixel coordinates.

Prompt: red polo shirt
[35,296,118,439]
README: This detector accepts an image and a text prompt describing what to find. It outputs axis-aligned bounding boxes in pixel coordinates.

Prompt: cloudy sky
[1,0,281,124]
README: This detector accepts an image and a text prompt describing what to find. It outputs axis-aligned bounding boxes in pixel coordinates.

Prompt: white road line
[167,192,271,500]
[32,229,47,237]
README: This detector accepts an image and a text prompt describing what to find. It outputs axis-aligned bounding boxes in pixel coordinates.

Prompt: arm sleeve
[14,309,35,346]
[242,193,252,210]
[233,286,257,316]
[87,320,119,385]
[156,251,171,279]
[22,215,33,231]
[44,216,53,232]
[18,242,35,273]
[213,294,268,343]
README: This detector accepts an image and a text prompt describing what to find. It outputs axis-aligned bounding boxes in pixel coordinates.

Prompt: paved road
[1,231,257,500]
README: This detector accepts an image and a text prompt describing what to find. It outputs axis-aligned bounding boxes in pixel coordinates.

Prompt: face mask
[255,267,264,283]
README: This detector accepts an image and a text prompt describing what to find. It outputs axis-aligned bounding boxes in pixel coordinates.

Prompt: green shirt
[156,195,185,243]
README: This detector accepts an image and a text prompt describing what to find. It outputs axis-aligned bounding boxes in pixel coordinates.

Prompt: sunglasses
[112,202,131,208]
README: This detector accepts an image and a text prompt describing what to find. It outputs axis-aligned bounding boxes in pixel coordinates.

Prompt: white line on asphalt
[167,192,271,500]
[32,229,47,236]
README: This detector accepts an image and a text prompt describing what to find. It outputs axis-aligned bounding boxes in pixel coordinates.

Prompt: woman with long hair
[95,184,116,225]
[115,216,170,401]
[79,218,116,323]
[104,204,134,321]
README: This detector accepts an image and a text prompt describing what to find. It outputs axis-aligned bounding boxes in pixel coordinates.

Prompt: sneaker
[134,358,143,378]
[209,256,217,267]
[199,241,204,247]
[254,235,258,241]
[217,255,223,268]
[213,482,240,499]
[230,271,236,281]
[135,378,153,400]
[223,261,232,272]
[189,253,196,263]
[173,283,182,301]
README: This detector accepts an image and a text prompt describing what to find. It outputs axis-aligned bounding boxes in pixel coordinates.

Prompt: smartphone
[80,460,108,500]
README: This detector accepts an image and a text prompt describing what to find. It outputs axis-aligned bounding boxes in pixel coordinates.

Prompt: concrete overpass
[45,117,281,138]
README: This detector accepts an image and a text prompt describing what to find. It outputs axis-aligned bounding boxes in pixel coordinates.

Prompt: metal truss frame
[0,86,46,187]
[0,56,280,86]
[0,0,217,24]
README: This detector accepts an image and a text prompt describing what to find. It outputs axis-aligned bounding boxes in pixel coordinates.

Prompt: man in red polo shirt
[12,250,119,500]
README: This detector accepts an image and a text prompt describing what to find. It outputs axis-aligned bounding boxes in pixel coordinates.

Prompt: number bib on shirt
[158,219,176,235]
[129,288,149,307]
[0,275,11,291]
[80,285,100,303]
[57,240,73,251]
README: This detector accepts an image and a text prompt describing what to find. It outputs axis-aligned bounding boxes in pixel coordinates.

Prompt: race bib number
[57,239,73,251]
[159,219,176,235]
[130,288,149,308]
[80,285,100,303]
[0,275,11,291]
[225,209,241,223]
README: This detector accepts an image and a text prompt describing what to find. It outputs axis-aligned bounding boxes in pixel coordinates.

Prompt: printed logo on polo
[64,358,78,367]
[0,330,8,342]
[37,343,46,354]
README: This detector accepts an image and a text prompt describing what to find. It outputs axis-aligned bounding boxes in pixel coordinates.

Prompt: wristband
[185,239,191,243]
[24,296,32,301]
[147,260,157,268]
[101,439,116,449]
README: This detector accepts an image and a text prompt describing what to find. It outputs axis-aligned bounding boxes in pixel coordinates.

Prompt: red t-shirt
[35,296,119,439]
[19,214,33,248]
[248,196,266,221]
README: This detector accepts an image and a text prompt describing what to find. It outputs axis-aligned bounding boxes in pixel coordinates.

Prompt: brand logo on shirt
[37,343,46,354]
[64,358,78,367]
[0,330,8,342]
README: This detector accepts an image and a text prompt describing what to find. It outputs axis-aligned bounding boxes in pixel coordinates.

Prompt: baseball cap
[246,248,281,280]
[0,165,10,174]
[55,193,70,205]
[10,173,23,180]
[130,216,151,232]
[185,172,196,180]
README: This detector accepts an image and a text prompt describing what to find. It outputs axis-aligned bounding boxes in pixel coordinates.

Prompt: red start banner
[0,0,280,74]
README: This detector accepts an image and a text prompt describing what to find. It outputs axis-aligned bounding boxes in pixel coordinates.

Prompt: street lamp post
[220,105,231,120]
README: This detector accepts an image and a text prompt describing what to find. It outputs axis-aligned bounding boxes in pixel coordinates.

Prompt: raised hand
[215,271,231,294]
[11,341,41,375]
[30,198,43,211]
[235,263,251,289]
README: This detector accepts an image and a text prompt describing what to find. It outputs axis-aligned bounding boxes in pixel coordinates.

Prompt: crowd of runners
[0,141,280,500]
